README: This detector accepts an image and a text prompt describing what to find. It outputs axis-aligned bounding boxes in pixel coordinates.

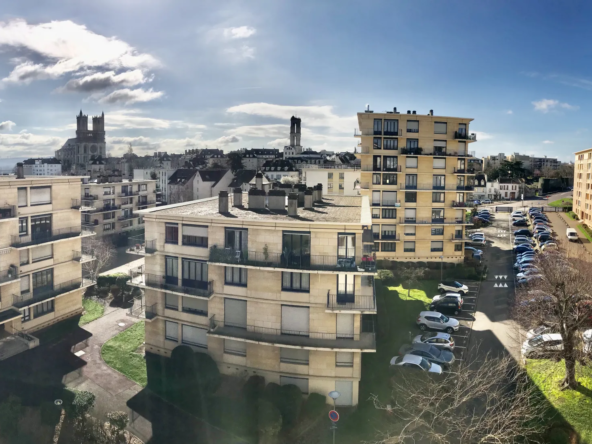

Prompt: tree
[372,353,546,444]
[513,251,592,389]
[399,265,427,298]
[228,151,245,173]
[82,237,115,283]
[280,175,299,185]
[169,184,193,204]
[0,395,22,439]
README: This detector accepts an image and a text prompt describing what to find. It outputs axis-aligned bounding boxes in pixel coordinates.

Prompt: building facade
[23,158,62,176]
[574,149,592,222]
[133,168,175,205]
[0,169,95,360]
[81,176,157,238]
[356,109,476,263]
[132,188,377,406]
[55,111,107,173]
[302,168,361,196]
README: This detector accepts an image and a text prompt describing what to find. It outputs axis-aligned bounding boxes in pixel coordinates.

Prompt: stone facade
[55,111,107,173]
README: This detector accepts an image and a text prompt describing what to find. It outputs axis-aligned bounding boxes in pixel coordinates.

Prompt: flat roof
[357,111,474,121]
[0,175,87,185]
[143,194,370,225]
[574,148,592,155]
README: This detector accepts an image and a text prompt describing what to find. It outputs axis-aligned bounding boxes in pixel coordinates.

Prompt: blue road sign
[329,410,339,422]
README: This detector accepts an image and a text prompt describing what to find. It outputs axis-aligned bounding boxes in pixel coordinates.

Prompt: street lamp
[440,256,444,281]
[328,391,340,444]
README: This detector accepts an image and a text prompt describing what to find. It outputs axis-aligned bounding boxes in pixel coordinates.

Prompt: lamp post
[328,390,340,444]
[440,255,444,281]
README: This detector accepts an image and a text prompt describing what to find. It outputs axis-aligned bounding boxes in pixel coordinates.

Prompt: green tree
[400,266,427,298]
[228,151,245,173]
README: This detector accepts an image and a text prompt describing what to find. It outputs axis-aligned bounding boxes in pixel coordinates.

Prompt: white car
[521,334,563,358]
[482,200,492,204]
[412,332,455,351]
[540,243,558,251]
[566,228,579,242]
[512,210,525,217]
[438,281,469,294]
[469,238,486,246]
[416,311,460,333]
[390,354,443,374]
[526,325,552,339]
[469,231,485,238]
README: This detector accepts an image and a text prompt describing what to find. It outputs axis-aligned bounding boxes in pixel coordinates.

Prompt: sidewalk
[546,212,592,257]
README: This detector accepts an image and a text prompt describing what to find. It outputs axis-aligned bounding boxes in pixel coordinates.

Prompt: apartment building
[0,166,95,360]
[23,158,62,176]
[302,168,361,196]
[356,108,476,262]
[131,186,377,406]
[81,175,157,238]
[573,148,592,222]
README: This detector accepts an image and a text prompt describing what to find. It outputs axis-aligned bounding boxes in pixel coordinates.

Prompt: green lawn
[79,298,105,326]
[567,211,578,221]
[101,321,147,386]
[526,359,592,443]
[577,224,592,243]
[549,197,573,208]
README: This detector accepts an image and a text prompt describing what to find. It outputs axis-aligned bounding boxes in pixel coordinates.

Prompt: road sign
[329,410,339,422]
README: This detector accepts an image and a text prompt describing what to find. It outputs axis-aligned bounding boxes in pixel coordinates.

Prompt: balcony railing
[0,266,18,285]
[453,168,476,174]
[117,191,139,197]
[71,199,82,210]
[82,194,99,200]
[456,185,475,191]
[361,165,402,172]
[208,315,376,351]
[209,246,376,273]
[400,147,424,155]
[72,249,96,263]
[451,234,472,241]
[131,272,214,298]
[381,200,400,207]
[378,233,400,241]
[12,277,96,308]
[452,201,472,207]
[454,131,477,141]
[360,182,370,190]
[0,204,16,221]
[399,218,467,225]
[118,213,136,221]
[399,184,456,191]
[83,204,122,213]
[145,304,158,320]
[11,226,93,247]
[326,285,376,313]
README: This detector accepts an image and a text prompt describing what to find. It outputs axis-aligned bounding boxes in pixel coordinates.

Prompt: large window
[283,232,311,267]
[182,325,208,348]
[182,297,208,316]
[165,223,178,244]
[224,339,246,356]
[182,259,208,288]
[432,192,445,203]
[382,191,396,206]
[165,256,178,284]
[34,300,54,317]
[32,245,52,263]
[432,209,444,222]
[407,120,419,133]
[382,242,396,252]
[32,269,53,294]
[384,156,398,171]
[282,272,310,292]
[17,188,27,207]
[404,226,416,236]
[373,155,381,171]
[19,217,27,235]
[373,119,382,135]
[336,352,354,367]
[431,241,444,252]
[431,227,444,236]
[165,293,178,310]
[382,173,397,185]
[225,267,247,286]
[405,192,417,203]
[404,241,416,253]
[31,215,51,241]
[372,174,381,185]
[406,139,419,149]
[337,233,355,259]
[337,274,354,297]
[384,138,398,150]
[226,228,248,252]
[384,119,398,135]
[434,140,447,154]
[30,187,51,205]
[280,348,309,365]
[382,209,396,219]
[404,208,416,223]
[434,122,447,134]
[372,191,380,206]
[281,305,310,336]
[22,307,30,323]
[406,157,418,168]
[373,137,382,150]
[405,174,417,188]
[372,208,380,219]
[433,175,446,189]
[433,158,446,169]
[381,224,396,239]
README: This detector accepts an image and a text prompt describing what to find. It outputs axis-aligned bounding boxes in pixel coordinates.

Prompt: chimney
[233,187,243,207]
[296,183,307,206]
[412,110,416,115]
[255,172,263,190]
[304,189,313,209]
[16,163,24,179]
[430,109,433,116]
[288,193,298,217]
[407,110,411,114]
[268,189,286,211]
[248,188,266,210]
[315,183,323,202]
[393,107,397,113]
[219,191,229,213]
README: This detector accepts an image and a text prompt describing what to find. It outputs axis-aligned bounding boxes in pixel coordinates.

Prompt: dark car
[398,343,456,368]
[430,294,463,315]
[514,244,534,254]
[513,220,528,227]
[474,216,490,224]
[514,229,533,237]
[537,235,553,244]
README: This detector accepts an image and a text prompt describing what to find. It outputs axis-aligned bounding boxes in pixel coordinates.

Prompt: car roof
[401,354,424,365]
[538,334,563,341]
[420,311,443,317]
[411,343,432,352]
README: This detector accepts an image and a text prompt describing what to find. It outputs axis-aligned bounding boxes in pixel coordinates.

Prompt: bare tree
[371,352,547,444]
[513,251,592,389]
[169,184,193,204]
[399,266,426,298]
[280,175,299,185]
[82,237,115,282]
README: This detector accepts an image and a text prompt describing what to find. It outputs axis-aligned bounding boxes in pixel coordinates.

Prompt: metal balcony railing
[399,184,456,191]
[453,168,476,174]
[82,194,99,200]
[118,213,137,221]
[327,285,376,313]
[0,204,15,220]
[146,304,158,320]
[379,233,400,241]
[117,191,139,197]
[11,226,93,247]
[132,272,214,298]
[361,165,402,172]
[0,266,18,284]
[381,200,400,207]
[72,249,96,263]
[452,201,472,207]
[208,315,376,351]
[399,218,467,225]
[400,147,424,155]
[12,277,96,308]
[209,246,376,273]
[454,131,477,141]
[456,185,475,190]
[71,199,82,210]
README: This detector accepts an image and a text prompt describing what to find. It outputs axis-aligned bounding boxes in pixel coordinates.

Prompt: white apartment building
[22,158,62,176]
[134,168,175,205]
[302,168,361,196]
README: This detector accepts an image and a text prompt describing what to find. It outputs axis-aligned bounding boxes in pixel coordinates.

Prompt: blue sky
[0,0,590,160]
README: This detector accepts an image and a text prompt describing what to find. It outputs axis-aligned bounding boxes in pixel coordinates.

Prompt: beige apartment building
[130,186,376,406]
[573,148,592,222]
[0,166,95,360]
[81,175,157,238]
[356,108,477,262]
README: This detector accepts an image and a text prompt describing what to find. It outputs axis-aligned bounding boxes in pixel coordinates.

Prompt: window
[19,249,29,266]
[432,208,444,222]
[407,120,419,133]
[339,183,344,190]
[372,174,381,185]
[339,173,344,180]
[404,241,416,252]
[224,339,246,356]
[404,208,416,222]
[32,269,53,293]
[34,300,54,317]
[458,123,467,136]
[283,232,311,266]
[140,184,147,191]
[280,376,309,394]
[382,173,397,185]
[405,192,417,203]
[372,208,380,219]
[382,209,396,219]
[328,172,333,179]
[433,175,445,189]
[381,224,396,239]
[384,138,398,150]
[382,242,396,252]
[225,267,247,286]
[434,122,447,134]
[336,352,354,367]
[328,182,333,190]
[19,217,27,235]
[165,223,178,244]
[372,191,380,206]
[32,245,52,262]
[182,297,208,316]
[17,188,27,207]
[165,256,178,284]
[22,307,30,323]
[165,293,178,310]
[373,138,382,150]
[224,298,247,328]
[384,156,398,171]
[103,187,113,196]
[433,158,446,169]
[226,228,248,251]
[372,224,380,239]
[338,233,355,259]
[431,227,444,236]
[406,157,418,168]
[406,139,419,149]
[373,119,382,135]
[103,223,114,231]
[382,191,396,206]
[455,244,463,252]
[432,192,445,203]
[384,119,398,135]
[404,226,416,236]
[165,321,179,341]
[373,155,382,171]
[30,187,51,205]
[282,272,310,292]
[431,241,444,252]
[281,305,310,336]
[182,325,208,348]
[20,275,30,294]
[405,174,417,188]
[337,274,354,296]
[182,259,208,288]
[280,348,309,365]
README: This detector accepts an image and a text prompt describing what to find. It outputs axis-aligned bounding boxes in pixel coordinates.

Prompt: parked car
[521,334,563,358]
[541,243,558,251]
[482,199,492,204]
[416,311,460,333]
[477,211,494,218]
[536,235,553,244]
[398,343,455,368]
[513,220,528,227]
[470,232,485,239]
[514,229,533,237]
[390,354,443,374]
[469,238,486,246]
[566,228,579,242]
[514,244,534,253]
[473,200,481,205]
[512,210,525,217]
[526,325,552,339]
[474,216,490,224]
[517,275,542,286]
[412,332,455,351]
[515,257,535,269]
[430,292,463,315]
[438,281,469,294]
[514,235,534,243]
[516,268,539,279]
[464,246,483,255]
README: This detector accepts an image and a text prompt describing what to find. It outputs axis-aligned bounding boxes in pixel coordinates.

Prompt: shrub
[110,285,122,303]
[257,400,282,436]
[302,393,326,418]
[242,375,266,404]
[39,401,61,426]
[276,384,303,428]
[263,382,282,406]
[194,352,221,395]
[377,269,394,285]
[67,390,96,420]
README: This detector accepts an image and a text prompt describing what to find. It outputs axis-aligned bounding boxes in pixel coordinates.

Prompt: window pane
[406,157,418,168]
[434,122,447,134]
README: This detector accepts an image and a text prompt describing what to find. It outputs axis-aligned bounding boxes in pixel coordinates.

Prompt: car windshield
[421,333,437,340]
[440,314,449,323]
[419,358,431,371]
[528,335,544,347]
[428,345,441,357]
[533,326,548,335]
[454,282,462,287]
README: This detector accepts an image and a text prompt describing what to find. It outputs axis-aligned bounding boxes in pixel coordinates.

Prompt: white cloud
[214,135,240,145]
[0,120,16,131]
[267,138,290,147]
[542,140,554,144]
[506,110,513,114]
[56,69,149,93]
[98,88,163,105]
[106,109,205,130]
[0,131,64,156]
[532,99,578,113]
[223,26,256,39]
[472,131,493,141]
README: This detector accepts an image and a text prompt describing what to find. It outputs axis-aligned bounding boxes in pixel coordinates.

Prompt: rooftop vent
[304,189,313,209]
[407,110,411,114]
[16,163,24,179]
[219,191,229,213]
[233,188,243,207]
[429,109,433,116]
[288,193,298,217]
[248,188,266,210]
[412,110,416,115]
[268,189,286,211]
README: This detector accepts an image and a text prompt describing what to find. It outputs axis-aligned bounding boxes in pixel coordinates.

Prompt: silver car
[413,332,455,351]
[416,311,460,333]
[390,354,443,374]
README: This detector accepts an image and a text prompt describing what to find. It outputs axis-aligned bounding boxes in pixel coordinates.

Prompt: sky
[0,0,591,161]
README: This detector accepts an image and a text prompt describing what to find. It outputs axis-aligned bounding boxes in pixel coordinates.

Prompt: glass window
[372,208,380,219]
[225,267,247,286]
[384,119,398,135]
[432,192,445,203]
[373,155,381,171]
[431,241,444,252]
[339,183,344,190]
[431,227,444,236]
[282,272,310,292]
[372,191,380,206]
[338,233,355,259]
[407,120,419,133]
[404,226,416,236]
[382,209,396,219]
[165,256,178,282]
[432,209,444,222]
[283,232,311,267]
[382,174,397,185]
[405,174,417,187]
[226,228,248,252]
[165,293,179,310]
[372,174,381,185]
[280,348,309,365]
[19,217,27,235]
[373,119,382,135]
[384,156,398,171]
[224,339,246,356]
[434,122,447,134]
[140,184,147,191]
[182,259,208,287]
[381,224,396,238]
[22,307,30,322]
[337,274,354,295]
[165,321,179,341]
[182,325,208,348]
[405,192,417,203]
[382,242,396,252]
[182,297,208,316]
[165,223,178,244]
[404,241,416,253]
[406,157,418,168]
[455,244,463,252]
[384,138,398,150]
[339,173,344,180]
[382,191,396,205]
[328,172,333,179]
[406,139,419,149]
[433,175,445,189]
[373,138,382,150]
[433,158,446,169]
[30,187,51,205]
[34,300,54,317]
[17,188,27,207]
[32,269,53,293]
[336,352,354,367]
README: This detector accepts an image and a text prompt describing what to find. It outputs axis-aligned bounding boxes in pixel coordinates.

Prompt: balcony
[326,286,376,313]
[376,233,400,241]
[400,147,423,155]
[456,185,475,191]
[130,272,214,299]
[208,315,376,352]
[209,246,376,273]
[12,277,96,308]
[118,213,137,221]
[0,205,16,221]
[454,131,477,141]
[117,191,139,198]
[82,204,122,214]
[71,199,82,210]
[0,266,19,286]
[361,165,401,172]
[452,201,473,207]
[11,226,94,248]
[127,239,156,256]
[72,249,96,263]
[398,218,468,225]
[381,200,400,207]
[82,194,99,200]
[399,184,456,191]
[451,234,472,242]
[453,168,476,174]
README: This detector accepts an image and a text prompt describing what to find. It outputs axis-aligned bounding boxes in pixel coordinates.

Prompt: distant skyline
[0,0,590,161]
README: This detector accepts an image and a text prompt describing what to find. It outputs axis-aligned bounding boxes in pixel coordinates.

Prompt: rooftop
[143,194,369,224]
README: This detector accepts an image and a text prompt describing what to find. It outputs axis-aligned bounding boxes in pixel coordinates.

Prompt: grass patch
[526,359,592,443]
[567,211,578,221]
[101,321,147,386]
[79,298,104,326]
[549,197,573,208]
[577,224,592,243]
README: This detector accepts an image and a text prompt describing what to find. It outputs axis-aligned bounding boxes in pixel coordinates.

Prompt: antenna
[365,104,370,111]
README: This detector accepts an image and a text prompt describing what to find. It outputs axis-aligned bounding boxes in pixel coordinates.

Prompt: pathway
[546,212,592,258]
